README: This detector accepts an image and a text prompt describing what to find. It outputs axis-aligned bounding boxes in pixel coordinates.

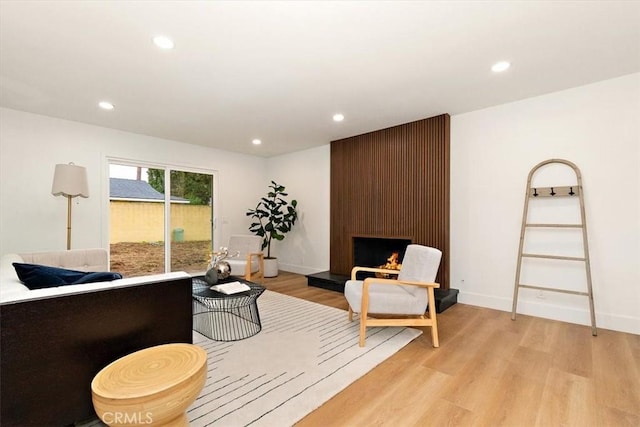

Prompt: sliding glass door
[166,170,213,274]
[108,161,215,277]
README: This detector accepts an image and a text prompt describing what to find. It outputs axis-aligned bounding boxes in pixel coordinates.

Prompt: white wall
[0,108,266,256]
[451,73,640,334]
[2,73,638,335]
[266,145,331,275]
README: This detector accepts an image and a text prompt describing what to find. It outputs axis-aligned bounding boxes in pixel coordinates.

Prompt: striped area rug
[187,290,422,427]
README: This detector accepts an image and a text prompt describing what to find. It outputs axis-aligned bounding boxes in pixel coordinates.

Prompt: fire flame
[378,252,402,270]
[375,252,402,279]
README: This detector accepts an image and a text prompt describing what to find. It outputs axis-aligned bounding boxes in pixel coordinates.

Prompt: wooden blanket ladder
[511,159,597,335]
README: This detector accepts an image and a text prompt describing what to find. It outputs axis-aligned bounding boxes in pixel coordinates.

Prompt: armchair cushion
[227,258,261,274]
[344,244,442,315]
[344,280,427,315]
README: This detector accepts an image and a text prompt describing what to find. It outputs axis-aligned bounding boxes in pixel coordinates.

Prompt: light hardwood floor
[263,272,640,427]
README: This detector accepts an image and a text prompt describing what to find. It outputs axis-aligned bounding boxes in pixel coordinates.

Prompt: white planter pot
[264,258,279,277]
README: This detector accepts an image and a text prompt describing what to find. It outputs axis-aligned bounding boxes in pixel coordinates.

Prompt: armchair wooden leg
[359,317,366,347]
[246,253,265,284]
[428,287,439,348]
[359,281,371,347]
[256,254,264,284]
[348,307,354,321]
[431,325,439,348]
[244,258,252,281]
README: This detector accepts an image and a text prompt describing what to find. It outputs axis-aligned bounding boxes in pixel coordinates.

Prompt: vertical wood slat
[330,114,450,290]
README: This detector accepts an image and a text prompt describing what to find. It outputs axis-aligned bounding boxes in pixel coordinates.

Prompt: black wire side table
[192,277,265,341]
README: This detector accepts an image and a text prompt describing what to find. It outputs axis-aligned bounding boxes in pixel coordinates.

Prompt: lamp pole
[66,195,72,250]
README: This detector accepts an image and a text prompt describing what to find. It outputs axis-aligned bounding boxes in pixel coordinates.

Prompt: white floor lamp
[52,163,89,250]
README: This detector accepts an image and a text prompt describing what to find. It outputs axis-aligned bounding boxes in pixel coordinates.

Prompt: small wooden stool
[91,343,207,426]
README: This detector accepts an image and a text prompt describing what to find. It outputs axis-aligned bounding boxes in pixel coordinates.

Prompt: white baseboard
[459,291,640,335]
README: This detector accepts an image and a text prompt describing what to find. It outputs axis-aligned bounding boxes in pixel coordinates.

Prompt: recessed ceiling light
[333,113,344,122]
[491,61,511,72]
[98,101,114,110]
[252,139,262,145]
[153,35,174,49]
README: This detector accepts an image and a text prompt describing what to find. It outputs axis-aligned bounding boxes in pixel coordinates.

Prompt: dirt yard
[110,241,211,277]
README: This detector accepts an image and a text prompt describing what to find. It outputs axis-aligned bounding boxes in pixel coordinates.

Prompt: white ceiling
[1,1,639,157]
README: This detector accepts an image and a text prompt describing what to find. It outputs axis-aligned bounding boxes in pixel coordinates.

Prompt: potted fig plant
[246,181,298,277]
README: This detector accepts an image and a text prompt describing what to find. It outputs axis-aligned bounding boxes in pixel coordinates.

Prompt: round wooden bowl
[91,343,207,427]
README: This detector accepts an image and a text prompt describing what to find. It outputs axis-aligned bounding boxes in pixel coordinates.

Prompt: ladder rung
[522,253,586,261]
[525,223,583,228]
[518,284,589,296]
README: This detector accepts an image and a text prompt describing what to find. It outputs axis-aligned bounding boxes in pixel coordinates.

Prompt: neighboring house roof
[109,178,189,203]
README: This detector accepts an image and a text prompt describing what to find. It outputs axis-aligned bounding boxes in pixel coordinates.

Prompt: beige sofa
[2,248,105,300]
[0,248,194,426]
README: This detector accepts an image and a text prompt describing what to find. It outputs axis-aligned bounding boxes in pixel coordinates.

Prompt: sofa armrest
[0,254,29,300]
[1,272,190,305]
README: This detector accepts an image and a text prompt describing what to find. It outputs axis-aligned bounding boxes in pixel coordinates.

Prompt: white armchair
[344,244,442,347]
[226,235,264,283]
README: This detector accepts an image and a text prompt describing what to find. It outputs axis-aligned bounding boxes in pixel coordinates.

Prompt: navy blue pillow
[73,271,122,284]
[12,263,122,290]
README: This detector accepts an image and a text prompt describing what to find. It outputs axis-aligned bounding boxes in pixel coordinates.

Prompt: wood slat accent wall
[330,114,450,290]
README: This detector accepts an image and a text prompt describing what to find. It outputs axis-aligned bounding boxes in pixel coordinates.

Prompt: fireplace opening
[353,236,412,279]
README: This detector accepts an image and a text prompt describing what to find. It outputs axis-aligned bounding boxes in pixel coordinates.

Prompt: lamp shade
[52,163,89,198]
